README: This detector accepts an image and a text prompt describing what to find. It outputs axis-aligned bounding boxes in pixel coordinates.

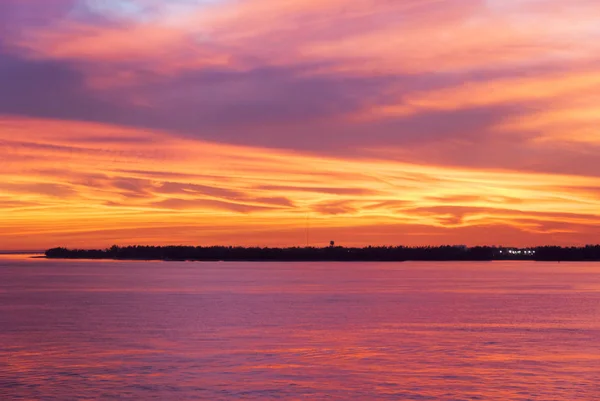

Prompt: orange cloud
[2,117,600,249]
[361,70,600,119]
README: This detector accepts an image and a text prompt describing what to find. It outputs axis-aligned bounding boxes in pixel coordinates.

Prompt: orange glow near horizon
[1,117,599,250]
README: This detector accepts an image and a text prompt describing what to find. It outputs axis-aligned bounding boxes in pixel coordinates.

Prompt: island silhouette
[45,245,600,262]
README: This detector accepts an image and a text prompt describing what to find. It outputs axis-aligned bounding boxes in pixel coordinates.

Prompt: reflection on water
[1,255,600,400]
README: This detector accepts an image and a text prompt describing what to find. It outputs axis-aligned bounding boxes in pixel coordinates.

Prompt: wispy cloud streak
[1,117,599,249]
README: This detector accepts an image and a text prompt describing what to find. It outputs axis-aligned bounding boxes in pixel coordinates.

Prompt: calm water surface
[1,255,600,400]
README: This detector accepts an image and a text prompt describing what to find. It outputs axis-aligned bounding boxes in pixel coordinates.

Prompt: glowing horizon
[1,0,599,249]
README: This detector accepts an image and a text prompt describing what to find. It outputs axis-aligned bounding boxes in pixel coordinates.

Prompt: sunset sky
[1,0,600,250]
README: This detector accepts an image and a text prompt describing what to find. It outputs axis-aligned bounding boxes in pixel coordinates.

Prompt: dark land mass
[45,245,600,262]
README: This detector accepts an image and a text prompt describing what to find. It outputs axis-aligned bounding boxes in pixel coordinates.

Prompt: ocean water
[1,255,599,400]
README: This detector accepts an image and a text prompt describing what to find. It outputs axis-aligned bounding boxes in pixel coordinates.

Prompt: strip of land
[44,245,600,262]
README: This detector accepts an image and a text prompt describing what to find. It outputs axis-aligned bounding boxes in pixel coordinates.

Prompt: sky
[1,0,600,250]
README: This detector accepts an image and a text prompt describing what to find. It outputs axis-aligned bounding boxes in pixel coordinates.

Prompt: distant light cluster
[500,249,536,255]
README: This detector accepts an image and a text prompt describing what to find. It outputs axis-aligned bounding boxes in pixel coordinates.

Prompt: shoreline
[39,257,600,262]
[42,245,600,262]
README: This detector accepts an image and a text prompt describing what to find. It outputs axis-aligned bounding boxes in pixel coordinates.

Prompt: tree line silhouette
[45,245,600,261]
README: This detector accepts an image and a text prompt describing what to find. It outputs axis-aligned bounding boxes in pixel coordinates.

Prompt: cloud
[311,200,361,216]
[151,198,280,213]
[2,0,600,168]
[157,181,244,199]
[2,117,600,249]
[255,185,378,196]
